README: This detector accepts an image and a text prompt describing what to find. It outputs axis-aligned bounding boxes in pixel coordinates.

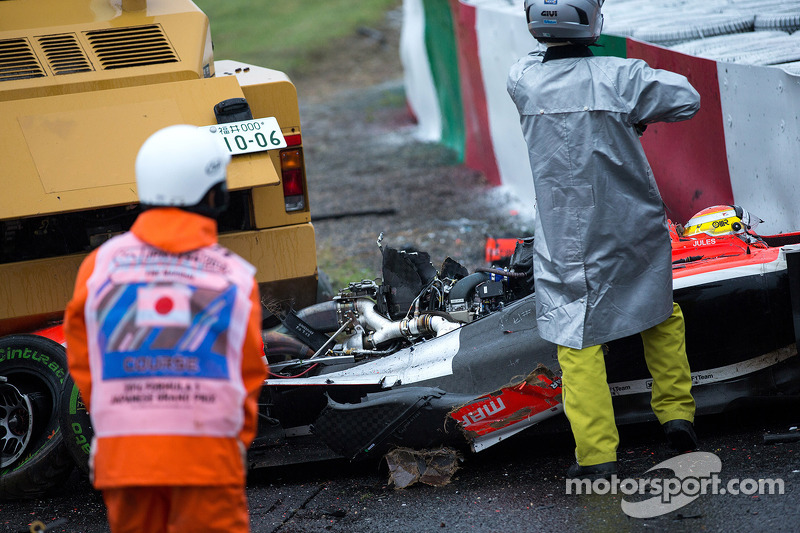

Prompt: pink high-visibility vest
[84,232,256,438]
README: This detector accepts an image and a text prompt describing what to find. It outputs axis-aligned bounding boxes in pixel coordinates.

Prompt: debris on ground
[384,447,463,489]
[763,426,800,444]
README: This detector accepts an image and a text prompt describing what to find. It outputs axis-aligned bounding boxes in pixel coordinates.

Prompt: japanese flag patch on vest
[136,285,192,327]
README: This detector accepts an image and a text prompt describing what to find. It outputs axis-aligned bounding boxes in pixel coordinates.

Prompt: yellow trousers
[557,302,696,466]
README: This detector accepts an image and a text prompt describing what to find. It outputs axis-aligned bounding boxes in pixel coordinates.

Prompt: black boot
[566,461,617,480]
[663,419,698,452]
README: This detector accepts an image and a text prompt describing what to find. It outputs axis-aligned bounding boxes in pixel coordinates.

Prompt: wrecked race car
[3,206,800,496]
[254,233,564,469]
[253,207,800,472]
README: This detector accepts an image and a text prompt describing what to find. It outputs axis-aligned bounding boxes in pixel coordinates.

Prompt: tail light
[280,148,305,212]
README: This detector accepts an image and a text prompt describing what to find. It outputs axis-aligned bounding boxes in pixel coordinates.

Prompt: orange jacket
[64,208,267,488]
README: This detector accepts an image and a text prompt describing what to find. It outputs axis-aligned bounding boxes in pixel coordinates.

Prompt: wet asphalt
[2,398,798,533]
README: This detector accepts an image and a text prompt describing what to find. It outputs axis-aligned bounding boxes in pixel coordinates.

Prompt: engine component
[265,240,535,368]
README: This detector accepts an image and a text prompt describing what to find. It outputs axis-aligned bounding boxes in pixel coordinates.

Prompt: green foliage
[315,246,378,291]
[193,0,400,75]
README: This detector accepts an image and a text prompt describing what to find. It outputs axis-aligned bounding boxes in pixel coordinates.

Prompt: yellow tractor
[0,0,321,498]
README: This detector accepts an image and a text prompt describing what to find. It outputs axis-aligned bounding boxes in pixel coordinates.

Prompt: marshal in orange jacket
[64,208,267,489]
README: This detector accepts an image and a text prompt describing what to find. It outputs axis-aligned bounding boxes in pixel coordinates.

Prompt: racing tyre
[755,8,800,33]
[59,377,93,476]
[633,14,754,46]
[0,335,75,500]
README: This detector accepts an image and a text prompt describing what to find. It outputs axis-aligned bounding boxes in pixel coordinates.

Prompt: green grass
[190,0,399,289]
[315,247,378,291]
[193,0,400,75]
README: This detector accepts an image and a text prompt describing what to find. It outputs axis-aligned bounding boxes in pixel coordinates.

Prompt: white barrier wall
[720,61,800,232]
[474,2,540,202]
[400,0,442,142]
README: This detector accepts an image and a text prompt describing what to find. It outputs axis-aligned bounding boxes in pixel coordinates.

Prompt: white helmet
[135,124,231,207]
[524,0,604,45]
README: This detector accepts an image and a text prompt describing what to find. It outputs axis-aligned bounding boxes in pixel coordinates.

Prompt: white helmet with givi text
[524,0,604,45]
[135,124,231,208]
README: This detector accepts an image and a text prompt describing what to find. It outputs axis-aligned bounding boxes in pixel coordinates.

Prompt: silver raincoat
[508,50,700,349]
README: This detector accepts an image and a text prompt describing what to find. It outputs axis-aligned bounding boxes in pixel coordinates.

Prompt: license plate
[203,117,287,155]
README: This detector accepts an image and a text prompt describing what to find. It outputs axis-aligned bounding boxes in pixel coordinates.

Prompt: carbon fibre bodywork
[253,234,800,466]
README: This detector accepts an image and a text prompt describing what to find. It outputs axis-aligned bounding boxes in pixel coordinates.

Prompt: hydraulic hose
[474,266,527,279]
[449,272,491,302]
